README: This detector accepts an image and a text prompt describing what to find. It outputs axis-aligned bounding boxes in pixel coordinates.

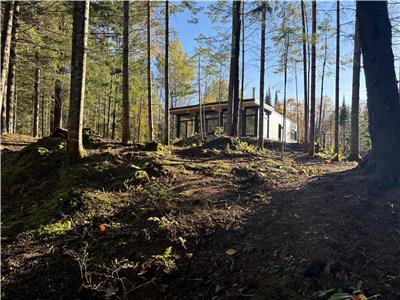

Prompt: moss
[38,220,72,238]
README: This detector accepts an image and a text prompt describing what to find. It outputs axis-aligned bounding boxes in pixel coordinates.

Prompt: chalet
[170,98,297,143]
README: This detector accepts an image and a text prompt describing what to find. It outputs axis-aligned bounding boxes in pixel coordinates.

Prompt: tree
[317,32,328,142]
[32,52,40,138]
[334,1,340,157]
[164,0,170,145]
[5,2,20,133]
[309,1,316,156]
[357,1,400,186]
[265,87,272,106]
[122,0,131,144]
[339,97,349,153]
[274,91,279,107]
[349,12,361,161]
[67,0,90,159]
[227,0,241,137]
[1,1,15,132]
[301,0,309,145]
[147,1,154,141]
[53,80,63,131]
[258,4,267,149]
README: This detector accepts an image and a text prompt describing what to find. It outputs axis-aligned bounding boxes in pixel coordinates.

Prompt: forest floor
[1,134,400,300]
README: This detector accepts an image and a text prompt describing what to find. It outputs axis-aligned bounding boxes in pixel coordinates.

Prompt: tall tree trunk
[230,0,241,137]
[53,79,63,131]
[5,3,19,133]
[164,0,170,145]
[103,97,107,137]
[301,0,308,145]
[106,75,113,138]
[137,97,142,142]
[349,13,361,161]
[239,1,245,130]
[227,0,241,136]
[111,91,117,140]
[147,1,154,141]
[334,1,340,157]
[198,54,204,140]
[309,1,316,156]
[282,35,289,157]
[41,90,45,137]
[317,33,327,141]
[67,0,90,159]
[0,1,14,124]
[32,53,40,138]
[295,63,299,138]
[258,9,266,149]
[13,85,17,134]
[357,1,400,186]
[122,0,131,144]
[96,92,100,134]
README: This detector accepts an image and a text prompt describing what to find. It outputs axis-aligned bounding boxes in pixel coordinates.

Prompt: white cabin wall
[268,110,282,141]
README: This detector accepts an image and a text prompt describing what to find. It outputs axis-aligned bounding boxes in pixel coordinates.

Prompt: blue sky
[170,1,400,106]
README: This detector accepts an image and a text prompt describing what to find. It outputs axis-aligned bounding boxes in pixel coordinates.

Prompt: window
[178,115,194,138]
[245,108,257,136]
[290,129,297,141]
[278,124,282,140]
[205,112,219,134]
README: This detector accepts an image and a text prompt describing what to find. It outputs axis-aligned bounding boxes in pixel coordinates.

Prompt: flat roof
[170,98,276,115]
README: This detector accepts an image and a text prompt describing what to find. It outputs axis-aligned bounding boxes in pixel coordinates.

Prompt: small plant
[147,215,177,230]
[177,236,187,249]
[152,246,175,269]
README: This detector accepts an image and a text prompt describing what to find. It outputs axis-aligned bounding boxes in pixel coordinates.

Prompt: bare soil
[1,135,399,300]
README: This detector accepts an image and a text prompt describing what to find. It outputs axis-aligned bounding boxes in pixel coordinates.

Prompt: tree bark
[53,79,63,131]
[357,1,400,186]
[67,0,90,159]
[317,33,327,142]
[334,1,340,157]
[5,2,19,134]
[282,35,289,157]
[41,90,45,137]
[349,12,361,161]
[230,0,241,137]
[239,1,245,131]
[227,0,241,137]
[96,92,100,134]
[164,0,170,145]
[301,1,308,145]
[309,1,316,156]
[122,0,131,144]
[106,75,113,138]
[111,89,117,140]
[32,53,40,138]
[0,1,14,123]
[147,1,154,141]
[258,9,266,149]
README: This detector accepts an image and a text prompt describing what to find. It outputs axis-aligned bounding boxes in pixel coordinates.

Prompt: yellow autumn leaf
[225,248,237,256]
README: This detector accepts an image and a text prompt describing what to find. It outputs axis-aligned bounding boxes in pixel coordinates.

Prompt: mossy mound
[1,137,164,240]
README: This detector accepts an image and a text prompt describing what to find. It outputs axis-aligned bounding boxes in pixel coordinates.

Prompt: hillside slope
[1,135,399,300]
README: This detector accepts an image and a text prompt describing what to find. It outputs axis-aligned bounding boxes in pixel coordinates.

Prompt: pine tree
[265,87,272,106]
[67,0,90,159]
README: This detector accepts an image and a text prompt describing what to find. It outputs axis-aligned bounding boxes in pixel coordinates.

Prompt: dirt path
[2,138,399,300]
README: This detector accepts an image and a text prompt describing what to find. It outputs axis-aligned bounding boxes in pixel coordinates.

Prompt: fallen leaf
[226,248,237,256]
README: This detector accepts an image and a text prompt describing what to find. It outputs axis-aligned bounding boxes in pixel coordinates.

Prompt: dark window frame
[177,114,194,138]
[243,107,258,137]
